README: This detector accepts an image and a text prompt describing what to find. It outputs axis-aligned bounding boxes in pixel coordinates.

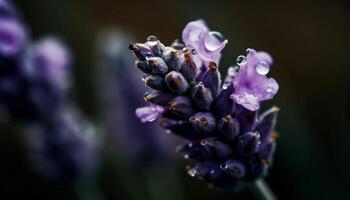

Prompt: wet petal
[231,49,279,111]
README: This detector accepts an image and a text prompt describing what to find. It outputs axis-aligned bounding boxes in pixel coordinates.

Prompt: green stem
[250,179,277,200]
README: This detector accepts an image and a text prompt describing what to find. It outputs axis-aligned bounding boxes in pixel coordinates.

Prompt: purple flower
[0,19,26,56]
[136,104,164,123]
[230,49,279,111]
[182,20,228,68]
[130,21,279,189]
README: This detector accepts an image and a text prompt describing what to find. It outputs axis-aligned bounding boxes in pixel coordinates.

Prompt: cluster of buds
[130,20,279,188]
[97,30,173,164]
[0,0,99,181]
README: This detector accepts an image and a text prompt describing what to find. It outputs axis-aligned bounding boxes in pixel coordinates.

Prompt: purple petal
[182,20,209,49]
[231,49,279,111]
[135,104,164,123]
[182,20,228,68]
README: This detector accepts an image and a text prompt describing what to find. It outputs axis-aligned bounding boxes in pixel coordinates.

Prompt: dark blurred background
[1,0,350,199]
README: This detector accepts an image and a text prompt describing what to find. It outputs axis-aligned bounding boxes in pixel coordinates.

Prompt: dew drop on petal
[146,35,158,46]
[236,55,247,66]
[246,48,256,55]
[188,169,197,177]
[204,32,225,51]
[256,61,270,75]
[184,154,189,159]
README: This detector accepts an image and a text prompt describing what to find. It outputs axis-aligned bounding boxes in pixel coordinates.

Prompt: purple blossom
[182,20,228,68]
[130,20,279,189]
[230,49,279,111]
[0,19,26,56]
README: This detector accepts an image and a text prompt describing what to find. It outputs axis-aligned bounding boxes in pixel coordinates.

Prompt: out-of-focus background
[1,0,350,199]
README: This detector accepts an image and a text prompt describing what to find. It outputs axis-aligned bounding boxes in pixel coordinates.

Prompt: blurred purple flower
[182,19,228,68]
[22,37,71,92]
[0,1,100,182]
[231,49,279,111]
[24,106,100,181]
[0,19,26,56]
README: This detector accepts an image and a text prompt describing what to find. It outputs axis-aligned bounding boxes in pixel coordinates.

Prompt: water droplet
[165,130,171,134]
[256,61,270,75]
[147,35,158,46]
[222,82,230,90]
[204,32,225,51]
[209,170,215,174]
[191,49,197,55]
[246,48,256,55]
[210,31,226,42]
[182,47,189,52]
[236,55,247,66]
[220,163,227,169]
[184,154,189,159]
[188,169,197,177]
[188,143,193,147]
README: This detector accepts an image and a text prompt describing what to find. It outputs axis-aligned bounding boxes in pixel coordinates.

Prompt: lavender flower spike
[230,49,279,111]
[130,19,279,193]
[182,19,228,68]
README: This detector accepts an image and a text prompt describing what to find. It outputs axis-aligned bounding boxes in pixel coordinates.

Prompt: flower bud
[236,105,257,133]
[143,74,166,91]
[253,106,279,141]
[147,57,169,75]
[180,52,197,81]
[129,43,153,61]
[189,112,216,133]
[220,160,245,178]
[237,132,260,156]
[201,137,232,159]
[159,117,202,140]
[201,62,221,97]
[135,60,151,74]
[165,71,189,94]
[258,139,276,165]
[218,115,240,141]
[176,140,210,161]
[162,47,181,71]
[212,82,235,118]
[191,82,213,110]
[188,162,224,182]
[146,35,166,56]
[144,91,175,106]
[165,96,195,119]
